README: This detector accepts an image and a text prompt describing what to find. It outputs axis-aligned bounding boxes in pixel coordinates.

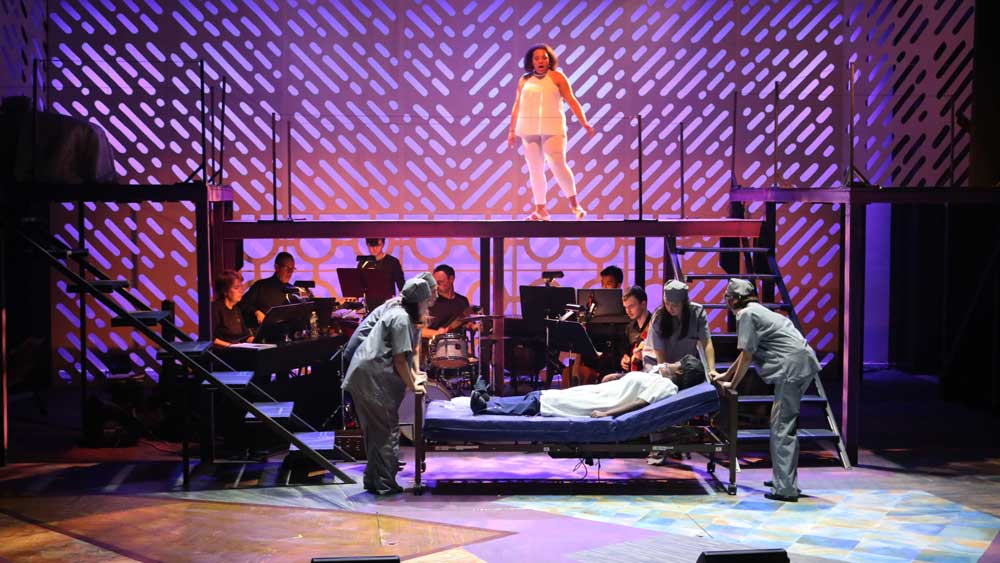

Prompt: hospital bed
[412,380,739,495]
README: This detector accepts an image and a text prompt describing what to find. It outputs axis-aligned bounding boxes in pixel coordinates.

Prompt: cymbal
[478,335,512,342]
[462,314,504,321]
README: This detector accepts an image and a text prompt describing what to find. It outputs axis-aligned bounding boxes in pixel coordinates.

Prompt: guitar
[625,314,652,372]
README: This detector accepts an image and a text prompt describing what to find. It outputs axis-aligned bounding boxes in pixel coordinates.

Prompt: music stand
[337,267,394,311]
[255,302,314,343]
[542,318,599,362]
[519,285,576,323]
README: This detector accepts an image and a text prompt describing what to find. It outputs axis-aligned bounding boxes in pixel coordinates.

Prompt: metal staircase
[666,235,852,470]
[15,223,356,487]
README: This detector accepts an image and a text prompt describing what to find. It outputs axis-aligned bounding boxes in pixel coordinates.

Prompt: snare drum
[430,333,469,369]
[399,381,451,442]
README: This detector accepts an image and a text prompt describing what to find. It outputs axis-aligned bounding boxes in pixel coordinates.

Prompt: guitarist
[601,286,654,383]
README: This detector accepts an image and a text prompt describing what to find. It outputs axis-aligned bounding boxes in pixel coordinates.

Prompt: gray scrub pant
[770,375,812,497]
[352,392,403,495]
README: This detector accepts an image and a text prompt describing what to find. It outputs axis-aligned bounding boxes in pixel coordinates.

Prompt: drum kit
[398,313,507,440]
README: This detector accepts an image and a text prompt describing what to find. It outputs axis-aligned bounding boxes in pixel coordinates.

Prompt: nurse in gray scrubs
[712,278,820,502]
[342,272,436,369]
[342,276,434,495]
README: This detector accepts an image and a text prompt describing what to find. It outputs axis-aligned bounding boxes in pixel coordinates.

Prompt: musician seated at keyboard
[471,359,704,418]
[421,264,475,339]
[211,269,253,348]
[239,251,298,328]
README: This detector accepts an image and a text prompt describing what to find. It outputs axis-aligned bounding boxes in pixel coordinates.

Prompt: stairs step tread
[676,247,772,253]
[686,273,779,280]
[205,371,255,388]
[290,431,337,452]
[156,340,213,358]
[738,428,840,440]
[47,247,89,258]
[66,279,129,293]
[111,310,171,327]
[246,401,295,420]
[703,303,791,310]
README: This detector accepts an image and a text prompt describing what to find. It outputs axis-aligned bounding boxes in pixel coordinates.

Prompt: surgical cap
[416,272,436,295]
[725,278,755,298]
[401,276,433,304]
[663,279,689,303]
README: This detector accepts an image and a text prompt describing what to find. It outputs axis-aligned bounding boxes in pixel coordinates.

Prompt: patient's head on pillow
[675,355,706,391]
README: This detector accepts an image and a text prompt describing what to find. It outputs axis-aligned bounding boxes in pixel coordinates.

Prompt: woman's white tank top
[515,73,567,137]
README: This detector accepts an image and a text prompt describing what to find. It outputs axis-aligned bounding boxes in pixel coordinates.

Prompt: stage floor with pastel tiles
[2,370,998,563]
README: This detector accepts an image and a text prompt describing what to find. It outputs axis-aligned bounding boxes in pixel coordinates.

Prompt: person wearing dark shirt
[365,238,405,294]
[239,251,296,328]
[212,269,252,347]
[422,264,473,339]
[600,265,623,289]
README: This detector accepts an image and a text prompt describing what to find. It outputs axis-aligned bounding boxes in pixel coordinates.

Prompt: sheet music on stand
[228,342,278,350]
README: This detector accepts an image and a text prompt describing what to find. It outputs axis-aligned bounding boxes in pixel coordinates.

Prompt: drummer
[421,264,475,339]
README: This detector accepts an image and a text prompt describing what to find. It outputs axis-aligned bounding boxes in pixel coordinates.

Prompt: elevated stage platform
[211,215,763,316]
[211,214,764,398]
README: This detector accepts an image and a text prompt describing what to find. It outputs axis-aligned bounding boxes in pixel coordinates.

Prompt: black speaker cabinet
[697,548,789,562]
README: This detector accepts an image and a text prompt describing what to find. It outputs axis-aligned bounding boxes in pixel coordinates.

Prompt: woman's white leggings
[521,134,578,205]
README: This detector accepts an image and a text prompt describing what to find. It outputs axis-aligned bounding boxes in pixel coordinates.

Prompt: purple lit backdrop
[15,1,971,377]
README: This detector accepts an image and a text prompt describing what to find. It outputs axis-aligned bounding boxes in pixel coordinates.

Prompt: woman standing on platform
[342,276,432,495]
[508,44,594,221]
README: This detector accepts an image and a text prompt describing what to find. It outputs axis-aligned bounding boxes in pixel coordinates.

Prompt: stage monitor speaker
[311,557,400,563]
[696,548,789,562]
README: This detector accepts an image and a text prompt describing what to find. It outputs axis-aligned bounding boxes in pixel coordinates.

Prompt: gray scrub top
[736,302,820,384]
[342,306,418,403]
[649,302,710,362]
[342,297,402,368]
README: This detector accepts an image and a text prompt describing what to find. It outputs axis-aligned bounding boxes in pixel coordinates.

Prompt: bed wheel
[707,461,716,473]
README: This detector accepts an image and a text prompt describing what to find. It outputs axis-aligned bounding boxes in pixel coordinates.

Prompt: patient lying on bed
[471,357,705,418]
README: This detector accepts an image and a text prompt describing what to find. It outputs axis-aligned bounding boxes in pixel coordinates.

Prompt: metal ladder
[666,236,852,470]
[15,224,357,487]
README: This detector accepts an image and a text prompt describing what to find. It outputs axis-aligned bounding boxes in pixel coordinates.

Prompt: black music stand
[520,285,575,324]
[542,318,599,362]
[255,302,314,343]
[337,267,394,311]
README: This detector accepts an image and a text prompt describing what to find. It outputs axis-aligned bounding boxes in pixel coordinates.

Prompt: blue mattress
[423,381,720,443]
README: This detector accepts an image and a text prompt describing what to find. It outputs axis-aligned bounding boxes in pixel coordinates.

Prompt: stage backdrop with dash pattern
[22,0,972,377]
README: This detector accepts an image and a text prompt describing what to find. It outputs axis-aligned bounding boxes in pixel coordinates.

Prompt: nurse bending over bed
[470,357,705,418]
